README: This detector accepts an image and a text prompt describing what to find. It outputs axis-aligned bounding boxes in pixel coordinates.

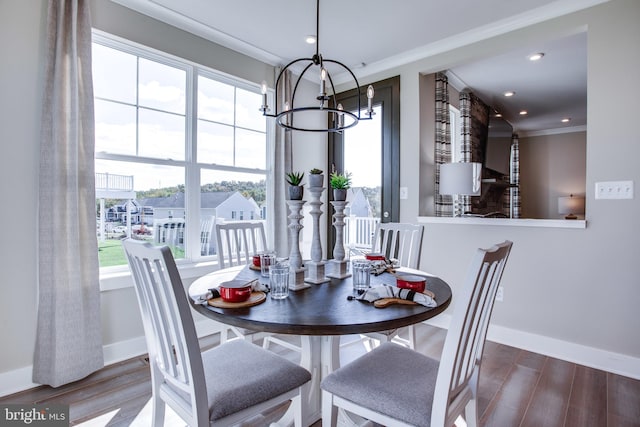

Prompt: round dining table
[189,264,452,426]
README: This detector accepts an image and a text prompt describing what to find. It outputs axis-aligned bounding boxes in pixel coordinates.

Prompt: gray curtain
[434,72,452,216]
[34,0,103,387]
[270,69,292,256]
[510,133,521,218]
[459,90,490,214]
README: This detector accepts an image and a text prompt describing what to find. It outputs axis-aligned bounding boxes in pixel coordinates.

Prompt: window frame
[93,30,273,285]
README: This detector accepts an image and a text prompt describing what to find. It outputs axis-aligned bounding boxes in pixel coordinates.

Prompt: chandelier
[259,0,374,132]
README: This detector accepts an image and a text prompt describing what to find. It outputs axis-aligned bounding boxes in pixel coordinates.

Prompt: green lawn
[98,239,185,267]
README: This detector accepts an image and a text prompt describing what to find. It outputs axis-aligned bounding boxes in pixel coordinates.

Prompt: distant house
[106,200,153,224]
[346,188,373,218]
[138,191,262,222]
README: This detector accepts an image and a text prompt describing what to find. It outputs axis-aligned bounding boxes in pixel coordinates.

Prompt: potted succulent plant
[330,171,352,201]
[308,168,324,188]
[286,171,305,200]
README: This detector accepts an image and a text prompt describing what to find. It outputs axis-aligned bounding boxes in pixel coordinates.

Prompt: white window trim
[93,30,274,288]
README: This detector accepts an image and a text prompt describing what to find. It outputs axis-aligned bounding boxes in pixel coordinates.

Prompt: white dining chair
[348,222,425,349]
[214,221,269,344]
[215,221,268,269]
[322,240,513,427]
[123,239,311,427]
[214,221,302,355]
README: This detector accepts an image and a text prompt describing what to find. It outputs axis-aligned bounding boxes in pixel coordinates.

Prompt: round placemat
[207,291,266,308]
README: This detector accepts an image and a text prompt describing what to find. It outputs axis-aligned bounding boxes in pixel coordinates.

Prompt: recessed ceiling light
[305,35,317,44]
[519,110,528,115]
[528,52,545,61]
[495,113,503,118]
[562,117,571,123]
[504,91,516,97]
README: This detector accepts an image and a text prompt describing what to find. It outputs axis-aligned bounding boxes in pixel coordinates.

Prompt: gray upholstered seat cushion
[321,342,439,427]
[202,339,311,421]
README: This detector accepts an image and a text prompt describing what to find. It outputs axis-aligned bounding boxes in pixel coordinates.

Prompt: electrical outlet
[495,286,504,302]
[595,180,634,199]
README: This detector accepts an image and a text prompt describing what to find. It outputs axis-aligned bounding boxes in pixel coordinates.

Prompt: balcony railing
[96,173,134,192]
[344,215,380,251]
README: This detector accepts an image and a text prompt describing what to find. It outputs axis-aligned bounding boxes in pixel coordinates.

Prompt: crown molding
[519,125,587,138]
[110,0,282,66]
[334,0,609,85]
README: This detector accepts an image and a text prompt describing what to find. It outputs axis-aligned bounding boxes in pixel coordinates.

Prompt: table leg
[272,335,369,427]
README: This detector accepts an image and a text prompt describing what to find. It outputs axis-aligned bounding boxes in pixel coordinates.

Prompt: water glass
[352,260,371,292]
[260,252,277,278]
[269,264,290,299]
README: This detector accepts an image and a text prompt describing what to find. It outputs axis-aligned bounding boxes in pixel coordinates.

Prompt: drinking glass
[351,260,371,292]
[260,252,276,278]
[269,264,290,299]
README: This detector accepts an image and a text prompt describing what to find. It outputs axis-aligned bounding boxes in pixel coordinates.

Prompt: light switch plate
[595,181,634,199]
[400,187,408,199]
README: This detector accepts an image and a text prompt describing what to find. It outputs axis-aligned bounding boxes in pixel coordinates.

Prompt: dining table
[189,263,452,426]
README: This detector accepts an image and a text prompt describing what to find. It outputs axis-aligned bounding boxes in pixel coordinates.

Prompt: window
[93,32,269,270]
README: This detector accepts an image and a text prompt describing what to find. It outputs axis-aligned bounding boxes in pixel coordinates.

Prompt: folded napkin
[191,279,267,305]
[352,285,437,307]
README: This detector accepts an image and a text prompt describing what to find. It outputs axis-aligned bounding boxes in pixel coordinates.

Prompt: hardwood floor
[2,324,639,426]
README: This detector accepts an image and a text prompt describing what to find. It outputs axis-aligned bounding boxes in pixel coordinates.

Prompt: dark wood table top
[189,265,452,336]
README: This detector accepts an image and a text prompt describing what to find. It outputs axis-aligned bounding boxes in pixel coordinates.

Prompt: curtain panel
[510,133,521,218]
[270,69,292,256]
[459,90,490,214]
[34,0,103,387]
[434,72,452,216]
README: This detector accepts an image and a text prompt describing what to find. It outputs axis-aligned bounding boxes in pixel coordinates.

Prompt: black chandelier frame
[260,0,374,133]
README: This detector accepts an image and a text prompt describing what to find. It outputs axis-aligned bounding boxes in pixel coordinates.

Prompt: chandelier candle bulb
[260,81,268,112]
[320,67,327,99]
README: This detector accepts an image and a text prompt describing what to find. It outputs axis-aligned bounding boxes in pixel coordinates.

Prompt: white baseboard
[4,318,637,397]
[0,320,223,398]
[426,315,640,380]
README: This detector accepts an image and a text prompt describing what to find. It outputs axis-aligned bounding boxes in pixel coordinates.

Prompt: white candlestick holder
[305,186,330,284]
[286,200,310,290]
[327,200,351,279]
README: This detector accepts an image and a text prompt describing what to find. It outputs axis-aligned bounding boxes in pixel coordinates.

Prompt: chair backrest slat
[431,240,513,426]
[123,239,209,426]
[371,223,424,268]
[215,221,268,268]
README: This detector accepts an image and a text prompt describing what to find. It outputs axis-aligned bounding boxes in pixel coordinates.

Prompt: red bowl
[365,252,386,261]
[219,280,252,302]
[396,274,426,293]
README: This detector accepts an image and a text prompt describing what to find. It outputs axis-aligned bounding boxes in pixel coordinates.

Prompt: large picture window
[93,33,269,270]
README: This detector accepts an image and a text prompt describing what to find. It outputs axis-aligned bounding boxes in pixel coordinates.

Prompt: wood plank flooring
[1,324,639,426]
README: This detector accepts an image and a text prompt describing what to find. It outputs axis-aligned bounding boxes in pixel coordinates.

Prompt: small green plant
[330,171,352,189]
[286,171,305,186]
[309,168,323,174]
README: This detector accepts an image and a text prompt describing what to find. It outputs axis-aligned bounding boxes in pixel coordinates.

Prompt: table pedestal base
[327,259,351,279]
[289,268,310,291]
[304,261,330,284]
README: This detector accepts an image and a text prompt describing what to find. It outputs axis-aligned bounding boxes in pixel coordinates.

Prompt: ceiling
[112,0,603,134]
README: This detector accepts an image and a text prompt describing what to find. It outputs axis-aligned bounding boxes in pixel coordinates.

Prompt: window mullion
[185,67,200,260]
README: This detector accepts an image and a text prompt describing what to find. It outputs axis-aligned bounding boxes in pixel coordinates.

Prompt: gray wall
[0,0,278,390]
[346,0,640,370]
[520,131,587,219]
[1,0,639,392]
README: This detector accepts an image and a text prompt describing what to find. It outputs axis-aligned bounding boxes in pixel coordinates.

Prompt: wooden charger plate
[208,291,266,308]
